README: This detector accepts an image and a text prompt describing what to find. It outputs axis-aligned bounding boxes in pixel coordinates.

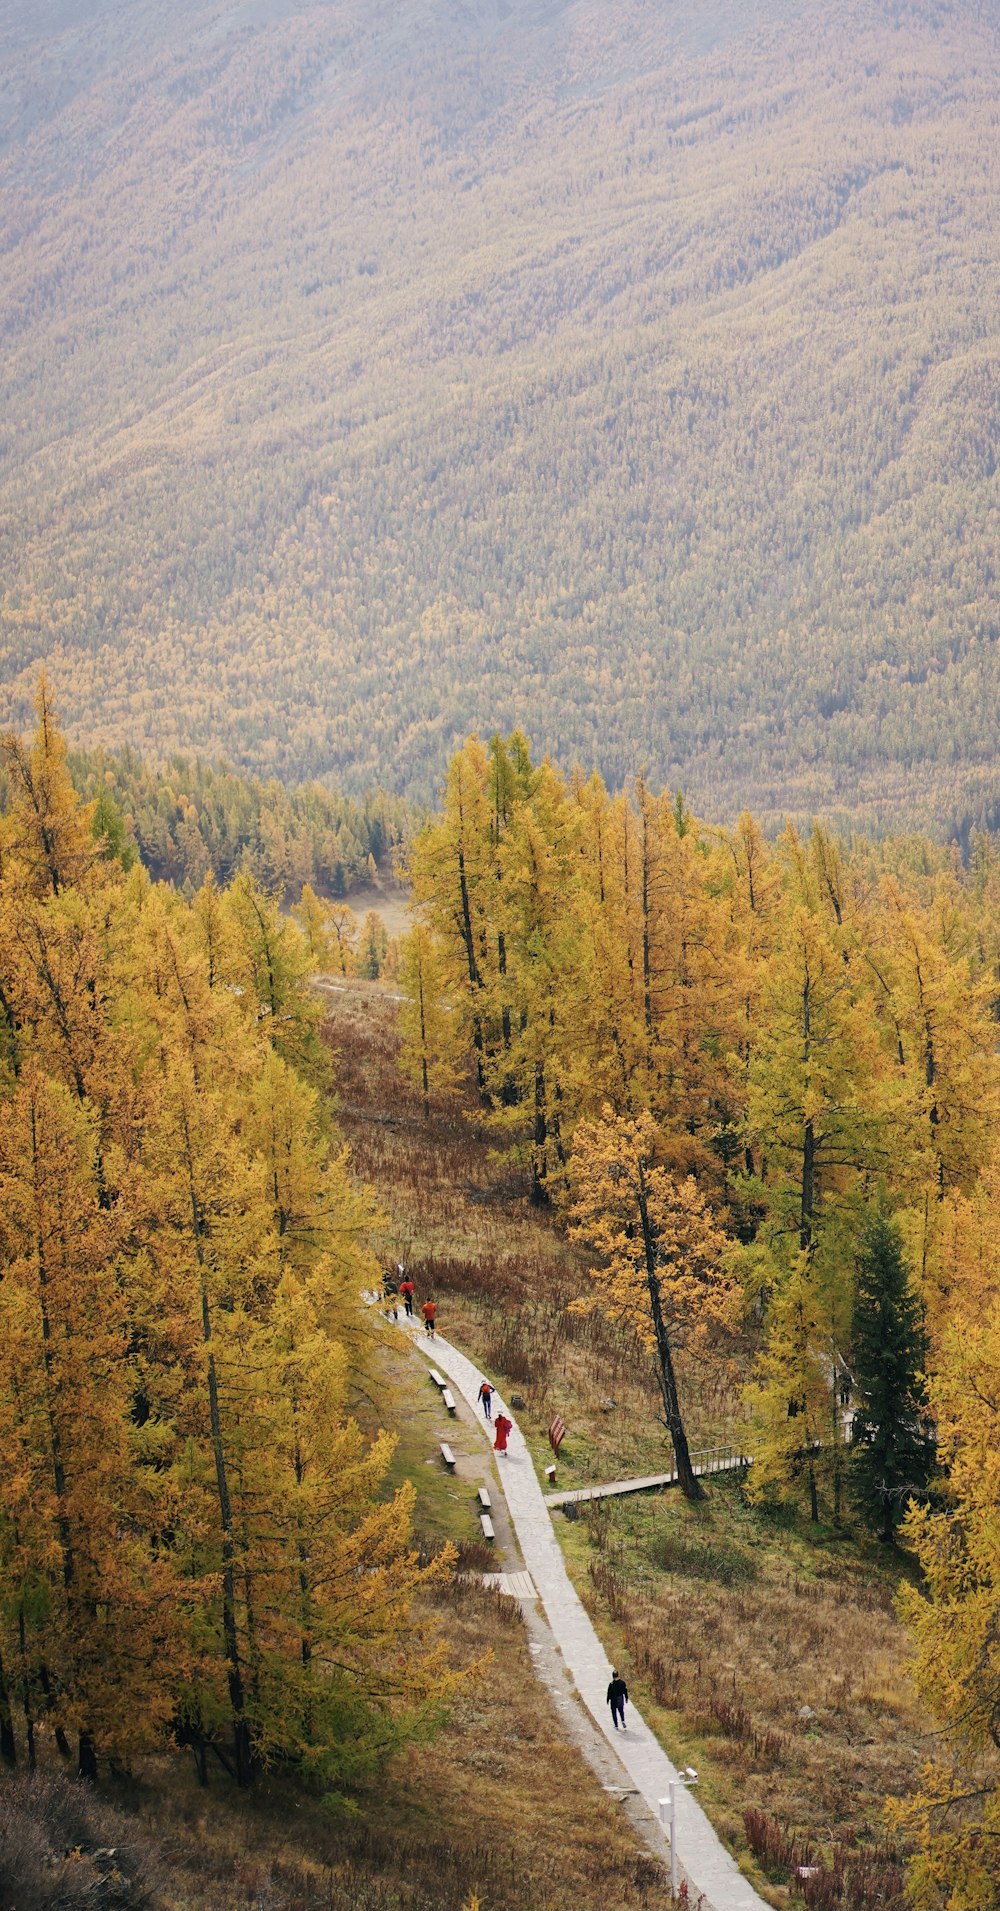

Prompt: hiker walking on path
[607,1671,629,1730]
[399,1273,415,1318]
[493,1411,513,1454]
[421,1298,438,1338]
[478,1380,494,1422]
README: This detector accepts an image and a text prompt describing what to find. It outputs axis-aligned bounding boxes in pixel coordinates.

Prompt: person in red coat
[493,1412,513,1454]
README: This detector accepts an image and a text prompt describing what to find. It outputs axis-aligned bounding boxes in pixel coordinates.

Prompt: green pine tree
[850,1208,933,1542]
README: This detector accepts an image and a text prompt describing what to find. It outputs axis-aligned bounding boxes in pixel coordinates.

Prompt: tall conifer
[851,1208,933,1542]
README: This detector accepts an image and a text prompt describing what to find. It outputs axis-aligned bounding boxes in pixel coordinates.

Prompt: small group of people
[384,1264,514,1447]
[382,1264,437,1334]
[382,1267,629,1735]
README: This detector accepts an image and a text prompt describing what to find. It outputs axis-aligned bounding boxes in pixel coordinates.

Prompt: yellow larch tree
[397,922,463,1118]
[568,1108,733,1500]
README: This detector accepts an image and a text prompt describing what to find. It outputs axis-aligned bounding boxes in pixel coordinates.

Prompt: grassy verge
[555,1481,919,1907]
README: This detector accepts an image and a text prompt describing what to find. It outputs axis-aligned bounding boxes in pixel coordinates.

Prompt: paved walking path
[546,1452,749,1509]
[407,1324,770,1911]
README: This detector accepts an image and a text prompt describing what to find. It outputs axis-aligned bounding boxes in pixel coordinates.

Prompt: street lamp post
[659,1768,698,1901]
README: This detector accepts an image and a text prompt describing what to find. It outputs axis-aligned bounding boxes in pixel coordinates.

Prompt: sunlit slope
[0,0,997,829]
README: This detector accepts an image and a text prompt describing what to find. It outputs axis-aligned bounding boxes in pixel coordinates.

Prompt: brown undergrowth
[3,1255,673,1911]
[563,1486,920,1908]
[106,1564,671,1911]
[326,979,739,1483]
[324,977,931,1910]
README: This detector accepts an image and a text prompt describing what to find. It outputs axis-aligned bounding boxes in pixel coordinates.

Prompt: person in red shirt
[493,1412,513,1454]
[399,1275,415,1318]
[421,1298,438,1337]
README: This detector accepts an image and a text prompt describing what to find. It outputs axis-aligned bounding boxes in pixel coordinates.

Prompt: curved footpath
[405,1323,770,1911]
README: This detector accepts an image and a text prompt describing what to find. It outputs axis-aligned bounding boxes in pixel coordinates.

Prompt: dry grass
[0,1775,157,1909]
[322,978,932,1909]
[4,1286,673,1911]
[559,1484,923,1906]
[324,979,740,1484]
[118,1563,672,1911]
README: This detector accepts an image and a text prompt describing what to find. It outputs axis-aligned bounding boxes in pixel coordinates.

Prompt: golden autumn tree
[744,1247,850,1525]
[571,775,650,1115]
[408,736,497,1097]
[223,869,324,1075]
[0,675,97,901]
[745,879,888,1256]
[397,923,463,1118]
[290,884,359,977]
[0,687,460,1789]
[490,759,585,1202]
[568,1108,733,1500]
[0,1065,184,1778]
[894,1291,1000,1909]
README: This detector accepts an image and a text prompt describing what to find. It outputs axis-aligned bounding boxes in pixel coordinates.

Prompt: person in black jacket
[607,1670,628,1730]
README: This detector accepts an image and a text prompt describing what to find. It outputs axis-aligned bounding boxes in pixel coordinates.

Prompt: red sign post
[548,1414,566,1456]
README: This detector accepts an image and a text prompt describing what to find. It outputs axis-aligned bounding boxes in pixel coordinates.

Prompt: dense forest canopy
[0,685,451,1792]
[65,746,412,895]
[0,0,998,831]
[401,729,1000,1900]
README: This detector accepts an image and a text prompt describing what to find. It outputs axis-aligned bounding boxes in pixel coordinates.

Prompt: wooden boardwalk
[482,1570,537,1599]
[545,1447,749,1509]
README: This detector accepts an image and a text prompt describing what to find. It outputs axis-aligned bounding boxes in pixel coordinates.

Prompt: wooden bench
[441,1388,456,1415]
[440,1443,456,1470]
[477,1486,492,1510]
[428,1369,447,1389]
[480,1514,495,1542]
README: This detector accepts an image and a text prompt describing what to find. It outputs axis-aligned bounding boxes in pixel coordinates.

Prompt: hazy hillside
[0,0,998,831]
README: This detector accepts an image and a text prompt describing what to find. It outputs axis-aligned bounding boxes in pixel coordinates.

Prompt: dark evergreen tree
[850,1209,933,1543]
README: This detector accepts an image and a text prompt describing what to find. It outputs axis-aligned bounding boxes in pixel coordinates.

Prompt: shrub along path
[403,1322,771,1911]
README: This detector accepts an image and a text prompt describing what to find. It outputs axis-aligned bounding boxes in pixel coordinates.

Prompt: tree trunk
[32,1111,95,1766]
[19,1611,36,1773]
[498,931,511,1051]
[0,1648,17,1767]
[808,1461,819,1524]
[204,1328,251,1787]
[530,1062,549,1206]
[38,1663,69,1759]
[455,808,487,1099]
[800,961,815,1250]
[186,1133,252,1789]
[78,1731,98,1782]
[416,962,430,1119]
[635,1167,704,1501]
[800,1118,815,1251]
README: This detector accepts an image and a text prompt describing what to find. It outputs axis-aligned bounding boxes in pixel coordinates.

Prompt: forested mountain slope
[1,0,998,831]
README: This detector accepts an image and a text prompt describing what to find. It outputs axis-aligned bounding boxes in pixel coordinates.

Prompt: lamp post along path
[660,1769,698,1898]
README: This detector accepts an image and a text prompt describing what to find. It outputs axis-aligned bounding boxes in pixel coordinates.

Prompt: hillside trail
[400,1318,771,1911]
